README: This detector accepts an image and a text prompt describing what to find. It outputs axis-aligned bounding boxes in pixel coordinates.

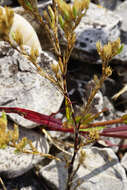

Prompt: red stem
[103,125,127,133]
[100,132,127,139]
[0,107,62,128]
[84,118,123,128]
[1,107,127,139]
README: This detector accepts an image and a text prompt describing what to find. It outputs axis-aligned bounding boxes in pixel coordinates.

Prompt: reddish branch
[0,107,62,128]
[1,107,127,139]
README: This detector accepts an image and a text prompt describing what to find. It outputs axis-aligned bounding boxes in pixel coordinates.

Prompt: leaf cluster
[43,0,90,83]
[0,112,19,149]
[0,112,33,153]
[18,0,38,12]
[96,38,123,63]
[57,0,89,33]
[0,111,60,160]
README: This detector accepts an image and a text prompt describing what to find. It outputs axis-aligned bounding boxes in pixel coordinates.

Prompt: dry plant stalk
[0,6,14,40]
[0,0,124,189]
[0,177,7,190]
[0,112,59,161]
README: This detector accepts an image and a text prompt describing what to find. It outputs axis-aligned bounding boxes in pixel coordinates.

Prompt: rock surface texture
[97,0,118,10]
[0,41,63,128]
[39,147,127,190]
[121,152,127,171]
[113,1,127,64]
[71,3,121,63]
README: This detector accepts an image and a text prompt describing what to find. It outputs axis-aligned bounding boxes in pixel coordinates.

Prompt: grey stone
[97,0,118,10]
[113,1,127,64]
[20,188,33,190]
[0,41,63,128]
[113,44,127,64]
[115,1,127,33]
[103,96,116,119]
[68,3,122,63]
[121,152,127,171]
[39,147,127,190]
[0,121,49,178]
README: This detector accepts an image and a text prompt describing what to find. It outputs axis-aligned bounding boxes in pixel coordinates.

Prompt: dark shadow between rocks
[0,169,49,190]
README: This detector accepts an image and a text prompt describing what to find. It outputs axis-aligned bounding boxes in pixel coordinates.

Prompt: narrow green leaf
[81,113,95,124]
[59,15,64,29]
[0,144,7,149]
[0,111,7,127]
[122,114,127,123]
[122,114,127,120]
[117,44,124,54]
[75,115,82,124]
[24,0,33,11]
[64,10,70,21]
[48,6,55,22]
[80,126,105,132]
[65,98,72,120]
[14,149,20,153]
[72,6,77,18]
[123,120,127,124]
[1,111,7,121]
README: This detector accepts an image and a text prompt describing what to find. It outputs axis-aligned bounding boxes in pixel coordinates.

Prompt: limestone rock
[0,41,63,128]
[0,121,49,178]
[113,1,127,64]
[121,152,127,171]
[115,1,127,33]
[39,147,127,190]
[96,0,118,10]
[70,3,121,63]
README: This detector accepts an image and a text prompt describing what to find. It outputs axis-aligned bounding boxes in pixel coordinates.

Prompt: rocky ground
[1,0,127,190]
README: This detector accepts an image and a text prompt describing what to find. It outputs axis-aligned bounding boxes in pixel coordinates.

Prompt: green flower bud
[59,15,64,29]
[73,6,77,18]
[48,5,55,22]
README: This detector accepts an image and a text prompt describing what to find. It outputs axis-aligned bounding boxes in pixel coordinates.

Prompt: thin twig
[42,128,72,156]
[0,178,7,190]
